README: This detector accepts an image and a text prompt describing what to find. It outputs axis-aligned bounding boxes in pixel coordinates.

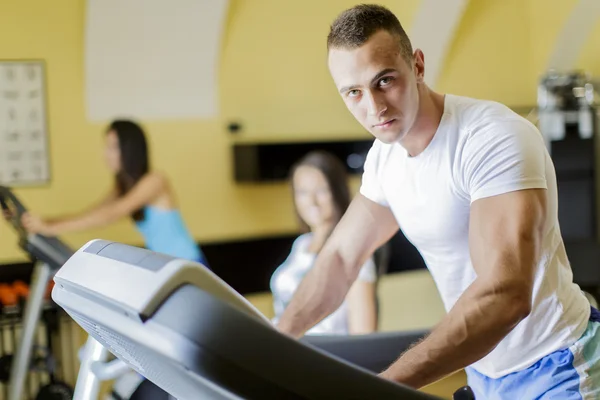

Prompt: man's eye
[379,77,393,86]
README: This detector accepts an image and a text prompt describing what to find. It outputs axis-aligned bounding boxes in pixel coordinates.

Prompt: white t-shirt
[360,94,590,378]
[270,233,377,335]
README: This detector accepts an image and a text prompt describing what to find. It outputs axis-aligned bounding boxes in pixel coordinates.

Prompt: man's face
[328,30,423,144]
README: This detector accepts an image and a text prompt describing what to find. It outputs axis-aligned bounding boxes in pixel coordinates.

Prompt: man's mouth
[373,119,395,129]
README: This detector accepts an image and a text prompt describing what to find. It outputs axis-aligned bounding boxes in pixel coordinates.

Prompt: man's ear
[413,49,425,83]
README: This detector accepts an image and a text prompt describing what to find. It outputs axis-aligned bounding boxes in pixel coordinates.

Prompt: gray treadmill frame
[53,240,444,400]
[0,186,80,400]
[8,233,73,400]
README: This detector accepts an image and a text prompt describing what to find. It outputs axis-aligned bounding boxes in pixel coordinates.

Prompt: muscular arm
[379,188,546,388]
[276,194,398,338]
[24,173,166,235]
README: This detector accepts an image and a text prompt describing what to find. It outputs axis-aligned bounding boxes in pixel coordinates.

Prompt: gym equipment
[35,382,75,400]
[0,186,75,399]
[52,239,475,399]
[538,71,599,240]
[0,186,187,399]
[301,329,428,374]
[537,71,600,304]
[538,70,598,146]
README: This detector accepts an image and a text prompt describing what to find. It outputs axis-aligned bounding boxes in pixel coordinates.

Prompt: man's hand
[378,188,546,388]
[276,194,398,338]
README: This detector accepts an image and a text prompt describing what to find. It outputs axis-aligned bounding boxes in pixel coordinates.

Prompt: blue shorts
[466,307,600,399]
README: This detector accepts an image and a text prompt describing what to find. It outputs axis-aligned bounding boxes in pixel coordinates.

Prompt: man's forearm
[380,278,531,388]
[276,248,354,338]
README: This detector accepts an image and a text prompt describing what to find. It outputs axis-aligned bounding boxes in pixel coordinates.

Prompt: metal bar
[8,262,51,400]
[72,336,111,400]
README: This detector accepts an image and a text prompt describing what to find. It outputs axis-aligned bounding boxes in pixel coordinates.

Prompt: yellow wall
[437,0,536,105]
[221,0,420,141]
[1,0,600,263]
[528,0,577,77]
[577,11,600,76]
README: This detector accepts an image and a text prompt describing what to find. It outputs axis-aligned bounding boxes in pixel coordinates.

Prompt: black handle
[0,186,29,238]
[453,386,475,400]
[0,186,27,217]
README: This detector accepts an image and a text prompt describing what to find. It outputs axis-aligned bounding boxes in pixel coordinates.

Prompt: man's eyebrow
[339,84,359,94]
[371,68,397,85]
[339,68,398,94]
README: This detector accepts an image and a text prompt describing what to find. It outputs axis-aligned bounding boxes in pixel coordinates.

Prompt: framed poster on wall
[0,60,50,186]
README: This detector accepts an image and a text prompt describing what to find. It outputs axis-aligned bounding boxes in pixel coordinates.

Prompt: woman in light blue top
[22,120,207,266]
[270,151,377,335]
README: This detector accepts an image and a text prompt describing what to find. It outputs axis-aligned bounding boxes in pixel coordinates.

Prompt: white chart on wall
[0,60,50,186]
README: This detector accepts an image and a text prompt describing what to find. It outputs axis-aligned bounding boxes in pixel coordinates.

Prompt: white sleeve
[357,257,377,283]
[359,140,389,207]
[460,118,548,202]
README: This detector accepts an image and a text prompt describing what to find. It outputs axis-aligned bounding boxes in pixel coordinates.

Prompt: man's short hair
[327,4,413,62]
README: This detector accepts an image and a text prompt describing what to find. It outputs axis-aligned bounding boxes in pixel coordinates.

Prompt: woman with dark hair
[22,120,207,266]
[270,150,378,335]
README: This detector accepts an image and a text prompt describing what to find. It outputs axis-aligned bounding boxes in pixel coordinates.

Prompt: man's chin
[373,130,404,144]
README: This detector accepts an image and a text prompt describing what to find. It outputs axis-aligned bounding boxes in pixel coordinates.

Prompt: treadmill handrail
[0,185,74,270]
[0,185,27,216]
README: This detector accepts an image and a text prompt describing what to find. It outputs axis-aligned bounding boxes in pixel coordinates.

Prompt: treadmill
[0,186,74,400]
[51,239,475,399]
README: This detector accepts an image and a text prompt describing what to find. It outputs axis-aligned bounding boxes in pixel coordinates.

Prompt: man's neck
[400,86,446,157]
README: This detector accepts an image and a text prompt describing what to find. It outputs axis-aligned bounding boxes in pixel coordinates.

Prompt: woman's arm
[91,187,119,210]
[23,173,167,236]
[276,195,398,338]
[346,279,378,335]
[347,256,379,335]
[46,188,118,225]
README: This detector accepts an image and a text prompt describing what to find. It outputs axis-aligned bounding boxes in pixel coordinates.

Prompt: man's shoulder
[450,94,522,124]
[449,94,540,139]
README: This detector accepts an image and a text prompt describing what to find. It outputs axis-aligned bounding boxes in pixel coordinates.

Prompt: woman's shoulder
[141,171,174,195]
[133,171,175,208]
[142,171,169,187]
[286,233,316,258]
[292,233,312,248]
[271,234,312,278]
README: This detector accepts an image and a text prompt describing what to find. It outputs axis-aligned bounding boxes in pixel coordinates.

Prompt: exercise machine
[1,186,474,399]
[52,239,475,399]
[0,186,74,399]
[0,186,162,399]
[537,70,600,306]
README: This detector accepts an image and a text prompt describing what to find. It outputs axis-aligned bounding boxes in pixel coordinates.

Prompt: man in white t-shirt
[275,4,600,398]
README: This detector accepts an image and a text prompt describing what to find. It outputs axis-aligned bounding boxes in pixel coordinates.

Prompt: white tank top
[270,233,377,335]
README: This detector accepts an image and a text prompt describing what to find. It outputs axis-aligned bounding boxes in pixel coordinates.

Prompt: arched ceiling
[84,0,229,122]
[83,0,600,122]
[409,0,470,88]
[546,0,600,72]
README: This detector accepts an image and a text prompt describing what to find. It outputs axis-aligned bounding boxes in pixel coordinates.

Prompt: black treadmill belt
[302,329,428,374]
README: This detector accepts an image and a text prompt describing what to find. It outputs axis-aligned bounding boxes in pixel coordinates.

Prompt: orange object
[12,280,29,299]
[0,284,17,306]
[45,280,55,299]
